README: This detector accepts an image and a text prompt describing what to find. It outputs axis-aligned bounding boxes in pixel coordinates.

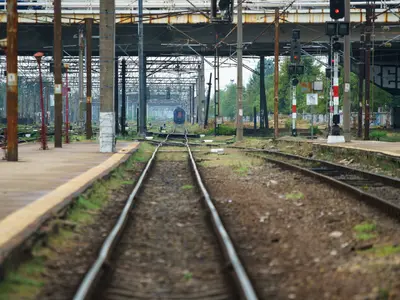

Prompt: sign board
[313,81,323,91]
[300,82,312,93]
[49,95,55,107]
[306,93,318,105]
[216,117,223,125]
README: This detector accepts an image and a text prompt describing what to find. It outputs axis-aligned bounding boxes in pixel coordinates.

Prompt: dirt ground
[195,148,400,300]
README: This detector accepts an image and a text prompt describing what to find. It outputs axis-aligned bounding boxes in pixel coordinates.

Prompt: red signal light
[335,8,340,14]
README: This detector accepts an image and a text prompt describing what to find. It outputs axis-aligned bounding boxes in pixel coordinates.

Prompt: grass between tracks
[0,142,154,300]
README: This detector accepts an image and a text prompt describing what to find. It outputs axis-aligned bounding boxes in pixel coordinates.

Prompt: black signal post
[289,29,303,137]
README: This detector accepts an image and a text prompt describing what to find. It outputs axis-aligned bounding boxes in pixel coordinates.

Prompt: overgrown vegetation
[0,143,154,300]
[353,222,377,241]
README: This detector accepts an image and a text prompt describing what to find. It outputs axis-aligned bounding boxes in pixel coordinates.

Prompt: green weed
[285,191,304,200]
[363,245,400,257]
[184,271,193,280]
[354,222,377,233]
[181,185,194,190]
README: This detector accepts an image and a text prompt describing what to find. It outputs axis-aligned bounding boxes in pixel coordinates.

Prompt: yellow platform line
[0,142,139,261]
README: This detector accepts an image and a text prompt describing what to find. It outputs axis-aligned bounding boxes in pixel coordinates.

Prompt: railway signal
[330,0,345,19]
[289,29,303,137]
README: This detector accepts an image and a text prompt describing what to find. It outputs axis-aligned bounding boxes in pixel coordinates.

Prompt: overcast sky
[204,57,260,91]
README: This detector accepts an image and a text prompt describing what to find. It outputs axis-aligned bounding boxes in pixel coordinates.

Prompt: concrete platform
[0,141,139,262]
[0,142,133,220]
[280,136,400,157]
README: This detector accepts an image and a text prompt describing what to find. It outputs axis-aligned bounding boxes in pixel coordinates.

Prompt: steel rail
[244,151,400,219]
[74,133,258,299]
[185,140,258,300]
[73,134,169,300]
[238,147,400,187]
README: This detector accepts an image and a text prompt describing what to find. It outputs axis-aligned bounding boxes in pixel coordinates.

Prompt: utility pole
[85,18,93,139]
[191,83,195,124]
[6,0,18,161]
[138,0,146,135]
[204,72,212,129]
[78,28,84,126]
[364,5,372,140]
[99,0,116,152]
[343,0,351,141]
[114,57,119,134]
[121,59,126,135]
[236,0,243,141]
[260,56,267,131]
[358,28,365,138]
[54,0,62,148]
[214,45,220,134]
[273,8,280,139]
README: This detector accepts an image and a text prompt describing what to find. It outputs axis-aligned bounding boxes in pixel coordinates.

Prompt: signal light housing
[290,40,301,64]
[330,0,345,19]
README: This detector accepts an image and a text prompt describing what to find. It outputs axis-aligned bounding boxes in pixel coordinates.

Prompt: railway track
[73,133,257,300]
[243,148,400,218]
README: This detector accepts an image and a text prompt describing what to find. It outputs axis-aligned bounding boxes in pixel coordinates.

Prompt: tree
[220,83,237,118]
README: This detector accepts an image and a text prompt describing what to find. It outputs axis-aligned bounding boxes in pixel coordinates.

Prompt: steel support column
[54,0,62,148]
[198,57,205,124]
[358,28,365,138]
[85,18,93,139]
[236,0,244,141]
[114,57,119,134]
[343,0,351,141]
[99,0,116,152]
[121,59,126,135]
[260,55,267,130]
[78,28,84,125]
[273,8,280,138]
[138,0,146,135]
[364,6,372,140]
[6,0,18,161]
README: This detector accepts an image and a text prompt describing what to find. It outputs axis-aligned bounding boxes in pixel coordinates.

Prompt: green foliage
[218,56,393,121]
[370,130,388,141]
[309,125,322,135]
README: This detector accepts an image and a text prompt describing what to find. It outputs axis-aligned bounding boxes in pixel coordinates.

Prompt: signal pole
[326,0,348,143]
[6,0,18,161]
[236,0,243,141]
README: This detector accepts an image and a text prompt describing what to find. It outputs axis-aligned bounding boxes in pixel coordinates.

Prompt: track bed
[96,151,234,300]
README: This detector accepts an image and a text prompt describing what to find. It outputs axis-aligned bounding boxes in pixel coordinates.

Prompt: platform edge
[0,142,139,265]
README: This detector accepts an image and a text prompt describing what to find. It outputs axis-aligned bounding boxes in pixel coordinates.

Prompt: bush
[309,125,322,135]
[370,130,387,141]
[207,124,236,135]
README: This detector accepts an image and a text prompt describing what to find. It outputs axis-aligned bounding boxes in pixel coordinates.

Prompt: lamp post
[64,63,70,143]
[34,52,48,150]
